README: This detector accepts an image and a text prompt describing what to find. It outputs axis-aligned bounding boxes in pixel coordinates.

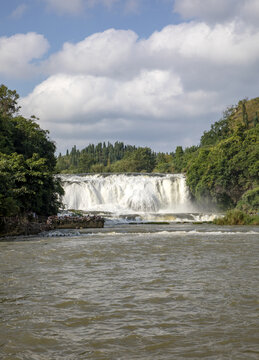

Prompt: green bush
[213,209,259,225]
[236,187,259,214]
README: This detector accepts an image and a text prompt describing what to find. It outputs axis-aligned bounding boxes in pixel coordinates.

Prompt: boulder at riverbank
[0,216,50,237]
[0,214,105,238]
[47,215,105,229]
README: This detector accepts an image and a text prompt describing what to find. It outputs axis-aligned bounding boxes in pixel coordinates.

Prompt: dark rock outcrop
[47,215,105,229]
[0,214,104,238]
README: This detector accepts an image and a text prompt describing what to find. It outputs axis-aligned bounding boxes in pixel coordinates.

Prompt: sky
[1,0,259,154]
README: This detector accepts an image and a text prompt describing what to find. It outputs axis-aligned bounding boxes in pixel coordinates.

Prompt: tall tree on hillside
[0,84,20,116]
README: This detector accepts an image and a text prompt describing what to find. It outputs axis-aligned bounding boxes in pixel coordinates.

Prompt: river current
[1,223,258,359]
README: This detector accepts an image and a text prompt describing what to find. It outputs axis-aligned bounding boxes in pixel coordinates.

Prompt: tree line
[56,142,191,174]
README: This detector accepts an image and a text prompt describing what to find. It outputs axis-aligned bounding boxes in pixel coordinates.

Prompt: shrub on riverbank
[213,209,259,225]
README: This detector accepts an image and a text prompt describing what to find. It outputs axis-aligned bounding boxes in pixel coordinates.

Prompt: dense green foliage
[56,142,171,174]
[213,210,259,225]
[110,147,156,173]
[0,85,63,217]
[180,98,259,211]
[56,142,138,173]
[236,187,259,214]
[186,124,259,209]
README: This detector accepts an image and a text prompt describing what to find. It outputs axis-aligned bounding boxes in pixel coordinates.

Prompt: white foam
[42,230,81,237]
[82,230,259,237]
[61,173,195,214]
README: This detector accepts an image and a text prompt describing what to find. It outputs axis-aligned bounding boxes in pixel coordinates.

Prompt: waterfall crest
[61,173,194,214]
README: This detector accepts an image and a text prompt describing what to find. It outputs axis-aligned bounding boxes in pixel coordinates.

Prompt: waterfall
[60,173,194,214]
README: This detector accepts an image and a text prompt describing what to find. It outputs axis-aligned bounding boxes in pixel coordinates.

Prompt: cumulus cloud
[44,29,139,77]
[20,19,259,151]
[147,22,259,66]
[0,33,49,78]
[173,0,259,25]
[173,0,237,23]
[19,70,219,152]
[41,21,259,102]
[20,71,183,121]
[44,22,259,78]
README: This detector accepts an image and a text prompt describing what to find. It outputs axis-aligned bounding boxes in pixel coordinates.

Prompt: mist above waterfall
[61,173,195,214]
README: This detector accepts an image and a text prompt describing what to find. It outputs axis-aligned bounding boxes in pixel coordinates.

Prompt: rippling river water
[1,224,258,359]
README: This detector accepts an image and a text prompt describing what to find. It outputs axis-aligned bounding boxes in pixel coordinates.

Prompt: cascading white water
[60,173,194,214]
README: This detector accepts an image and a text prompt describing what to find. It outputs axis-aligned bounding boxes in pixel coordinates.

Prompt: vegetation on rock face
[236,187,259,214]
[186,123,259,209]
[183,98,259,212]
[0,84,63,217]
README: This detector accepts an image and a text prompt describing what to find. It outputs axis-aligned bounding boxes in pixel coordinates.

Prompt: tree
[186,124,259,209]
[154,153,173,173]
[124,147,156,172]
[12,116,56,169]
[242,100,249,128]
[173,146,184,173]
[200,118,231,146]
[0,85,63,216]
[0,84,20,116]
[0,153,63,216]
[78,153,95,173]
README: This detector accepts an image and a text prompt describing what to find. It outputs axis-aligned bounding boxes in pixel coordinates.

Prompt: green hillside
[184,98,259,212]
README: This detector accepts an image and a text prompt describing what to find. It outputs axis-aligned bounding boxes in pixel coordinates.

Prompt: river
[1,223,258,359]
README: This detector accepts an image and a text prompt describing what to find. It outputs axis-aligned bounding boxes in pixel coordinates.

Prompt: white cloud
[45,29,139,77]
[10,4,27,19]
[173,0,237,22]
[19,20,259,151]
[0,33,49,78]
[44,22,259,79]
[20,70,183,121]
[20,71,219,152]
[147,22,259,65]
[173,0,259,25]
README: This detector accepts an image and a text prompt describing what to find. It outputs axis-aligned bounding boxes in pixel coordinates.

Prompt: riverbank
[213,210,259,225]
[0,214,105,238]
